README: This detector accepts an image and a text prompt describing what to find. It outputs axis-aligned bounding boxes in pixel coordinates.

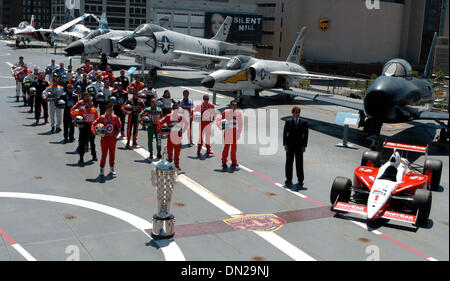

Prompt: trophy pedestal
[151,214,175,239]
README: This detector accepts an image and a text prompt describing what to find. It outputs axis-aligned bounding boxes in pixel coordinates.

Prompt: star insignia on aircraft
[157,36,174,54]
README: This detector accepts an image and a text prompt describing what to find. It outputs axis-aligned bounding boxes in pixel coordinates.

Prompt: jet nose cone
[64,41,84,56]
[201,76,215,89]
[118,35,137,50]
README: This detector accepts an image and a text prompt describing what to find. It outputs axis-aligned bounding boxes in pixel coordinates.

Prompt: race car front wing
[333,202,417,224]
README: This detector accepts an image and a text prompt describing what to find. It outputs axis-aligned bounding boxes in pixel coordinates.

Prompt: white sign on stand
[334,112,360,149]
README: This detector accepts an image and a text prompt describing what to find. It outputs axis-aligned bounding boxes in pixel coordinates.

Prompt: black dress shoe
[285,181,293,186]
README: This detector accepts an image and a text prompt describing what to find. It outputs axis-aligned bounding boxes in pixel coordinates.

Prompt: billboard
[204,13,262,43]
[65,0,81,22]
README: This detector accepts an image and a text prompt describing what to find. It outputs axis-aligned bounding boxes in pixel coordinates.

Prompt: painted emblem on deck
[223,213,286,232]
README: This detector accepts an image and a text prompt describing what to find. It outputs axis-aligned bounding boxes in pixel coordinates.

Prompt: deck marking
[0,228,37,261]
[0,192,185,261]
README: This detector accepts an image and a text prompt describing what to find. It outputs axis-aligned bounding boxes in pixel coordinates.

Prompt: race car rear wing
[383,141,428,154]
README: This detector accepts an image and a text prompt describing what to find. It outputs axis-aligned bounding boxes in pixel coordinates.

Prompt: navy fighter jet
[117,16,255,79]
[64,13,131,65]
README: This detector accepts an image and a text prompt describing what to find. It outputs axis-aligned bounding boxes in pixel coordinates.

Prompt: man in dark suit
[283,106,308,187]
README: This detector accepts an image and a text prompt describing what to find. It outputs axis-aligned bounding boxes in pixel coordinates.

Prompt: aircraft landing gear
[234,91,245,107]
[434,121,449,145]
[254,90,260,98]
[101,54,108,69]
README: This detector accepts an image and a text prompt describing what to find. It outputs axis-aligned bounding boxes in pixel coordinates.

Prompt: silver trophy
[150,149,178,239]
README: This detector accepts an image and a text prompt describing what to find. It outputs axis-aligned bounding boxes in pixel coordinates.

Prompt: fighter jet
[13,15,36,46]
[277,33,448,145]
[201,27,358,104]
[34,14,94,46]
[64,13,131,65]
[117,16,255,79]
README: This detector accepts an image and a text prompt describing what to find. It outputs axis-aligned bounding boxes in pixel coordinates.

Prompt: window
[191,15,204,24]
[280,32,282,42]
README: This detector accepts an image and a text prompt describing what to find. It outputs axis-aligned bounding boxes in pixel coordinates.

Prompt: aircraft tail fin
[286,27,307,64]
[30,15,35,28]
[99,12,109,30]
[423,32,437,79]
[49,16,56,29]
[211,16,232,41]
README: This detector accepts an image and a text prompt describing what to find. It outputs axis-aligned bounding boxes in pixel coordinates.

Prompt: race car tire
[423,159,442,191]
[361,151,381,167]
[330,177,352,206]
[413,189,432,226]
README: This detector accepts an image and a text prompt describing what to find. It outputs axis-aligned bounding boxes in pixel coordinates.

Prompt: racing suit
[43,84,64,130]
[216,109,243,166]
[194,102,216,154]
[74,106,98,162]
[114,76,130,89]
[24,72,39,111]
[111,89,129,135]
[91,114,121,169]
[99,86,113,115]
[179,98,194,144]
[74,78,92,93]
[123,97,145,146]
[86,80,104,108]
[157,96,176,117]
[60,91,79,141]
[14,68,31,104]
[130,81,144,92]
[139,106,162,157]
[45,63,57,80]
[158,111,188,167]
[139,87,157,107]
[30,79,49,123]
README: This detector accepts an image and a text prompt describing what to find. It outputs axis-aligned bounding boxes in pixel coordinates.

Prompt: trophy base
[151,214,175,239]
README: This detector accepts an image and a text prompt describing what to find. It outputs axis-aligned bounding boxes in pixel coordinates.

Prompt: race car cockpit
[378,151,402,182]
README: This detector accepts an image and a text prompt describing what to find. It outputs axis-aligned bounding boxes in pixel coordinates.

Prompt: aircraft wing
[417,111,449,120]
[173,50,231,63]
[271,70,362,81]
[272,89,365,111]
[53,14,92,34]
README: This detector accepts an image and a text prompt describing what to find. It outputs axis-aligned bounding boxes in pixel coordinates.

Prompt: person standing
[24,66,40,112]
[123,90,145,148]
[81,59,94,74]
[158,103,188,170]
[73,98,98,165]
[194,94,216,157]
[157,90,176,117]
[45,59,57,80]
[14,64,32,105]
[130,75,145,92]
[283,106,308,187]
[216,100,243,169]
[114,69,130,89]
[139,98,163,160]
[111,83,128,138]
[179,89,194,144]
[30,72,49,125]
[99,80,114,115]
[43,74,64,133]
[74,73,92,93]
[92,103,121,178]
[139,80,157,108]
[60,84,79,143]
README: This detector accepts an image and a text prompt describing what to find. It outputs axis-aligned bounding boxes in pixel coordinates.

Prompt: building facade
[233,0,449,75]
[1,0,52,29]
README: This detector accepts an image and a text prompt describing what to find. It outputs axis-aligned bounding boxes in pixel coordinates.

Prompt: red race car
[330,141,443,227]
